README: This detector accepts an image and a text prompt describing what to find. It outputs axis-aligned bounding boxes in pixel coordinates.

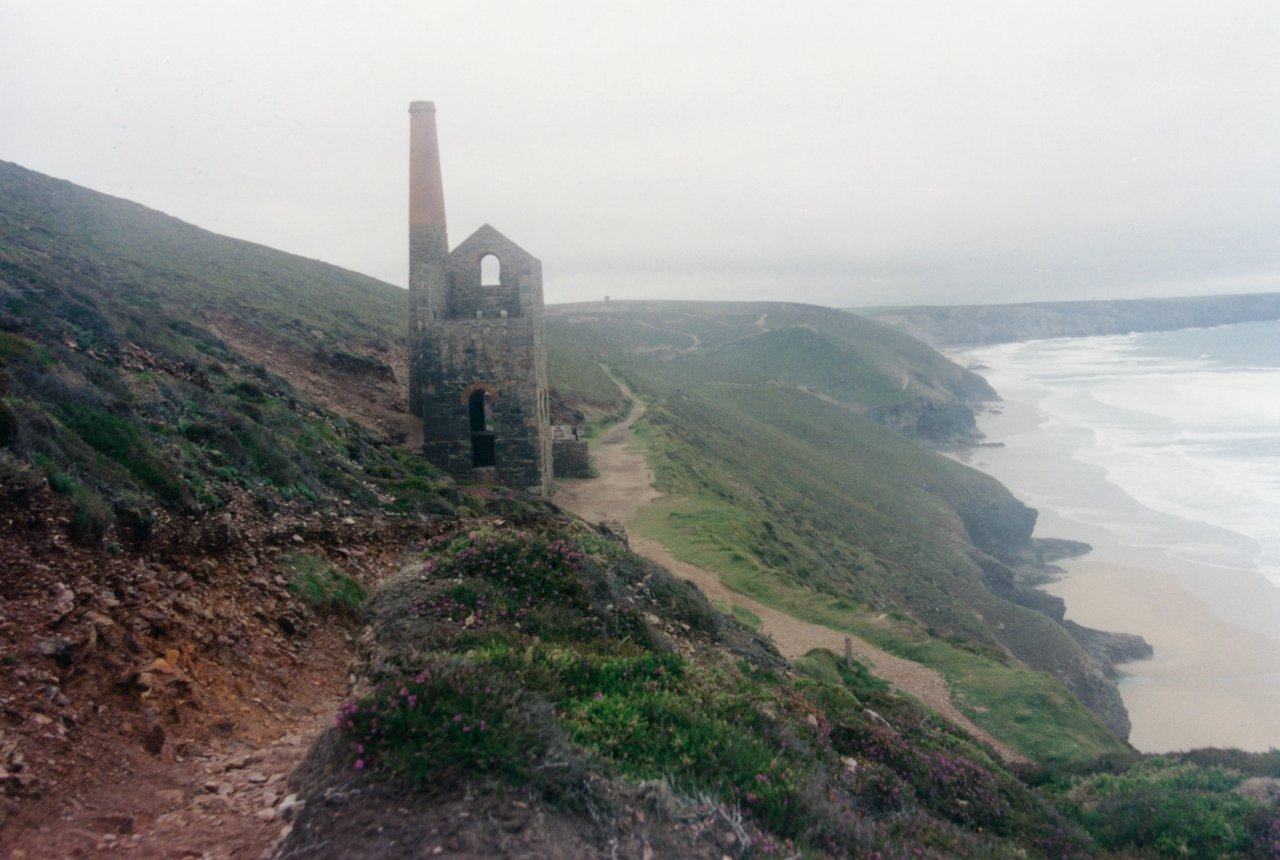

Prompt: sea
[950,318,1280,750]
[957,319,1280,594]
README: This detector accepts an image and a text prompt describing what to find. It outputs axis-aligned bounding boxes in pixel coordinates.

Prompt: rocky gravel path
[553,378,1028,765]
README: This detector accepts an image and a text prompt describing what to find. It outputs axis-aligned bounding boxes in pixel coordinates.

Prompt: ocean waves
[958,319,1280,593]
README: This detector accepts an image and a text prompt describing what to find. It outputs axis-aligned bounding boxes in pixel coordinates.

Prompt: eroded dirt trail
[552,382,660,524]
[554,380,1027,764]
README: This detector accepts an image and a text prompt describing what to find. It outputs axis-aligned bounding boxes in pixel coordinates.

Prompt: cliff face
[866,398,982,446]
[863,292,1280,346]
[926,467,1139,740]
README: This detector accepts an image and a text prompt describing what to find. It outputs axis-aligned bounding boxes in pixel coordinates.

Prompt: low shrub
[283,552,365,614]
[1065,759,1267,858]
[420,525,589,609]
[336,660,544,784]
[69,483,112,543]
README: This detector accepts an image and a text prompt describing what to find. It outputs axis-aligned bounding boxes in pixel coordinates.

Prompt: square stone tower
[407,101,552,495]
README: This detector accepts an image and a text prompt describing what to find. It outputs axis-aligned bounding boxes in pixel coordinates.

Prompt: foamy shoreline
[957,381,1280,753]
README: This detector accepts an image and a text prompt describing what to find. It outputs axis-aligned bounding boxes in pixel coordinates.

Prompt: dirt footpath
[553,380,1027,765]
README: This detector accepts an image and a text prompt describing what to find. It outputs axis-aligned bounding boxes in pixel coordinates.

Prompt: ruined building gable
[406,101,553,496]
[446,225,538,321]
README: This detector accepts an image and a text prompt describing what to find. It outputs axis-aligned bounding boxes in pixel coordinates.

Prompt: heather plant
[420,526,588,607]
[336,659,542,784]
[1248,805,1280,859]
[413,525,655,644]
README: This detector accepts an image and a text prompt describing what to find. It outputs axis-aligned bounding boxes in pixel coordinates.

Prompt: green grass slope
[0,160,406,351]
[546,300,1131,762]
[0,161,449,540]
[283,518,1280,859]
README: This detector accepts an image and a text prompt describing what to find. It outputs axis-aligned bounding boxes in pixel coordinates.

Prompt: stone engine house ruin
[408,100,553,495]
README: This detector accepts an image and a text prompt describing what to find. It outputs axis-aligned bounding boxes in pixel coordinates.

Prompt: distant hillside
[547,300,1136,756]
[861,292,1280,346]
[549,300,995,446]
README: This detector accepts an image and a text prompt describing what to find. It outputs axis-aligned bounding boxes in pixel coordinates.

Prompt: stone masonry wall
[552,439,591,478]
[415,317,550,495]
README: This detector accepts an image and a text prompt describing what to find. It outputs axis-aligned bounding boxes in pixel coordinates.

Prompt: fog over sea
[952,319,1280,752]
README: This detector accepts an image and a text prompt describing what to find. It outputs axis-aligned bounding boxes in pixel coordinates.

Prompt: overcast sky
[3,1,1278,306]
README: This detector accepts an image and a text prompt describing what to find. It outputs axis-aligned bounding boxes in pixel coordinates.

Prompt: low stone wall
[552,439,590,478]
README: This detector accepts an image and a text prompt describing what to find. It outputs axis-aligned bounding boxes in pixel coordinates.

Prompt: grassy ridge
[303,520,1280,859]
[546,301,1129,762]
[0,161,450,539]
[0,161,406,351]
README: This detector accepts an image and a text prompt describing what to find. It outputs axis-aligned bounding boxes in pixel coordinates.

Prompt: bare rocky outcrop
[1063,621,1156,680]
[866,397,983,447]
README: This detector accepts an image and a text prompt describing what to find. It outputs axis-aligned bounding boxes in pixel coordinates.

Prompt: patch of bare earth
[0,481,427,859]
[204,316,421,451]
[553,382,1028,765]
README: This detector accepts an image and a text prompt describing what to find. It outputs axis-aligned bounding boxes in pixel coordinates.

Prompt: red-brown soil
[205,316,421,451]
[0,471,426,859]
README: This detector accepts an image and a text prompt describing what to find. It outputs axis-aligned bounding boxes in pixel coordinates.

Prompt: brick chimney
[408,100,450,417]
[409,100,446,228]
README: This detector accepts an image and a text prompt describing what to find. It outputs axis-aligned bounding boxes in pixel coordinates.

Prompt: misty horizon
[3,1,1278,307]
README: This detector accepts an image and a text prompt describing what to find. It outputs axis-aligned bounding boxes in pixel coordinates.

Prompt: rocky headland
[864,291,1280,346]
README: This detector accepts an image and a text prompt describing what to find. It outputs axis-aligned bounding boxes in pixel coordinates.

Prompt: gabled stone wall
[407,102,555,496]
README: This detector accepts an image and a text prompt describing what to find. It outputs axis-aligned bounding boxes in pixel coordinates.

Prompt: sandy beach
[959,393,1280,753]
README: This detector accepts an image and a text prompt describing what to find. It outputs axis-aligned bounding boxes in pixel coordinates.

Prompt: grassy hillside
[0,160,449,541]
[283,518,1280,859]
[862,292,1280,346]
[4,164,1278,858]
[547,300,1132,761]
[0,160,406,350]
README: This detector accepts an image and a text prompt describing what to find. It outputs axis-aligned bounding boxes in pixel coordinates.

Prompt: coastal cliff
[863,292,1280,346]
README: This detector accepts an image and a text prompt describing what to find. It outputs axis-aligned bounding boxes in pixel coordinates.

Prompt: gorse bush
[1062,759,1275,858]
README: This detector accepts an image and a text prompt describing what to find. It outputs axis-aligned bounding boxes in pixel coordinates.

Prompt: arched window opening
[481,254,501,286]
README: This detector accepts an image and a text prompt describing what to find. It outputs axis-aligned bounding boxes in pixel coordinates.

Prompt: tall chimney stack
[408,100,450,418]
[409,101,446,228]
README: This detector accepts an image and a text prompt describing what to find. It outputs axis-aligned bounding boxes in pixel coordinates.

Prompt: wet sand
[960,396,1280,752]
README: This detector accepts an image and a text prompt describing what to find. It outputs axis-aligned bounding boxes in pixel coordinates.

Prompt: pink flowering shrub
[418,526,587,605]
[412,525,647,643]
[336,661,538,783]
[839,723,1010,829]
